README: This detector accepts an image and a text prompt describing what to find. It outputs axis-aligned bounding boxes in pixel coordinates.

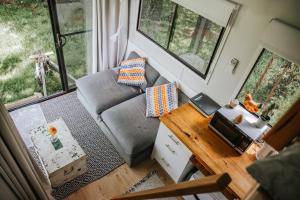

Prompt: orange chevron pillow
[117,57,146,87]
[146,82,178,117]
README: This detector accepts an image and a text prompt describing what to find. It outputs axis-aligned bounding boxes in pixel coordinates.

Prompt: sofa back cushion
[145,82,178,117]
[153,76,169,86]
[127,51,160,91]
[153,76,189,106]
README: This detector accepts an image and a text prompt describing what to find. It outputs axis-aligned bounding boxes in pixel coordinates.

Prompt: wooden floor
[65,159,182,200]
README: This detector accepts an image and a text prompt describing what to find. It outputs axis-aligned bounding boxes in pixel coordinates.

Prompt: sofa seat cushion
[76,69,140,115]
[101,94,160,157]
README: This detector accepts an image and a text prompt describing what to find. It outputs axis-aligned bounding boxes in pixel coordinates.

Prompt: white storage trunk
[49,155,87,187]
[31,118,87,187]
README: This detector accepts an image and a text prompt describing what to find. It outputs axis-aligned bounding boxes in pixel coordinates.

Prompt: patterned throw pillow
[117,58,146,87]
[146,82,178,117]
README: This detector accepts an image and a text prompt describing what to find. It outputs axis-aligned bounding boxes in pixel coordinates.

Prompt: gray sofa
[76,51,188,166]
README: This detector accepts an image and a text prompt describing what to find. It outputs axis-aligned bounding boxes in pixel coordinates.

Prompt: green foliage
[45,70,62,95]
[0,1,88,104]
[0,61,62,103]
[139,0,176,48]
[63,34,87,79]
[139,0,222,74]
[0,64,39,103]
[237,49,300,125]
[0,2,61,104]
[0,54,21,74]
[139,0,300,126]
[14,0,43,4]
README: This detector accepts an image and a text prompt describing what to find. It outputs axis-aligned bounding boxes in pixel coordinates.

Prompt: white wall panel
[128,0,300,105]
[261,19,300,65]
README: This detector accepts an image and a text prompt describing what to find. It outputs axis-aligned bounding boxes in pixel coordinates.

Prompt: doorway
[0,0,92,109]
[48,0,92,89]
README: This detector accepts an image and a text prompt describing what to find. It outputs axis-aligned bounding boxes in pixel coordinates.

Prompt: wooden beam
[263,98,300,151]
[111,173,231,200]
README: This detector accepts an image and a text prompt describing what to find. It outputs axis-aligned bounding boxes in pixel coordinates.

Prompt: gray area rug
[127,171,177,200]
[40,92,125,200]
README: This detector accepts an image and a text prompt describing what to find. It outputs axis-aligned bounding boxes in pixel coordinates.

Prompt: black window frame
[235,49,266,99]
[235,47,299,127]
[235,48,269,124]
[136,0,225,79]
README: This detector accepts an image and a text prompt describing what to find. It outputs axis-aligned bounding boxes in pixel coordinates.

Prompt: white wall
[127,0,300,105]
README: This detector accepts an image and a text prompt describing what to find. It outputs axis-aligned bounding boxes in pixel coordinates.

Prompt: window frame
[235,48,266,99]
[234,48,267,122]
[136,0,225,79]
[234,47,300,127]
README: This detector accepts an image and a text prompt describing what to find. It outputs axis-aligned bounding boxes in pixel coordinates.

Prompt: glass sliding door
[0,0,93,108]
[0,0,63,108]
[54,0,92,88]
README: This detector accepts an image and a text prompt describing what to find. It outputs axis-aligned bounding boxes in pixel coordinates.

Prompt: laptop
[189,93,221,117]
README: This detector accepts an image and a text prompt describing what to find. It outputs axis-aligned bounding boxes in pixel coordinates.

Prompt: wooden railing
[111,173,231,200]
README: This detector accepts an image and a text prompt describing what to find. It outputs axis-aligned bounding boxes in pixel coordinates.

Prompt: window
[237,49,300,125]
[137,0,224,78]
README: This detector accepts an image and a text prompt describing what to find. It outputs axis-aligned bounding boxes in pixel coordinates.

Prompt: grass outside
[0,2,62,104]
[0,1,88,104]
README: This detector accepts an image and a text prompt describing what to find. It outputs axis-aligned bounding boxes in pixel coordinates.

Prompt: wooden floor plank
[65,159,182,200]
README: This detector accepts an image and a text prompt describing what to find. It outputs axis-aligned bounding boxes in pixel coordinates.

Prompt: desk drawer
[152,123,192,182]
[156,123,192,159]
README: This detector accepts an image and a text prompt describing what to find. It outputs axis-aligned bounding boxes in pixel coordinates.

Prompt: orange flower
[48,126,57,136]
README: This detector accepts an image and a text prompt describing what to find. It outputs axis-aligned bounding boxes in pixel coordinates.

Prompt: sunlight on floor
[10,104,46,146]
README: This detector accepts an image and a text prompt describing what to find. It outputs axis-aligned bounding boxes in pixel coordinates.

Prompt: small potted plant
[48,126,58,142]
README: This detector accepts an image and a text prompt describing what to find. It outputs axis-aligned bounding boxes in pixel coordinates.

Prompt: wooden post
[30,51,54,97]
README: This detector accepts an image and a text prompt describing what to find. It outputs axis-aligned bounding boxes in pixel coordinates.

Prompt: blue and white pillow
[146,82,178,117]
[117,58,146,87]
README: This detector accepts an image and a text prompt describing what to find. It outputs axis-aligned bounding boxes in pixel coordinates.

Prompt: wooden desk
[160,103,257,199]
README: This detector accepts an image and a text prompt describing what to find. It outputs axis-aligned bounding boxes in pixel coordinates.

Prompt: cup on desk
[228,99,239,108]
[256,142,278,160]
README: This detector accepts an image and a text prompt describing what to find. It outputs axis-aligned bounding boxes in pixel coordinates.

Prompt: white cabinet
[152,123,193,182]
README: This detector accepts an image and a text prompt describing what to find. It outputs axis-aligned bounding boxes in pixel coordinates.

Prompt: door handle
[165,144,176,155]
[168,134,180,145]
[161,158,170,167]
[56,34,67,48]
[60,35,67,47]
[64,166,74,175]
